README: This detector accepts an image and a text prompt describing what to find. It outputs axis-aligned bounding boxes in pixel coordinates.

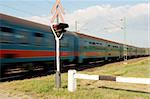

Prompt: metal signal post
[50,0,67,88]
[50,23,69,88]
[51,26,62,88]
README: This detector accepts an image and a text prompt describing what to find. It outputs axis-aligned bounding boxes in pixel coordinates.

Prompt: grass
[0,57,150,99]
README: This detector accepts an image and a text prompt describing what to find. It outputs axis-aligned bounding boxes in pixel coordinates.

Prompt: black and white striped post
[68,70,150,92]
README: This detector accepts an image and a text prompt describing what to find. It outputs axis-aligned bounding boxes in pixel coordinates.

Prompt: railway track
[1,57,148,82]
[0,60,111,82]
[0,66,55,82]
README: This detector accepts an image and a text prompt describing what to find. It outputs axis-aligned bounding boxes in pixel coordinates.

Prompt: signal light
[52,23,69,38]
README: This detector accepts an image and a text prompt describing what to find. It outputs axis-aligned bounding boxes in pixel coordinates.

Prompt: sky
[0,0,149,48]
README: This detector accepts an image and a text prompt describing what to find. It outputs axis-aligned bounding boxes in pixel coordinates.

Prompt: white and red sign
[51,0,65,23]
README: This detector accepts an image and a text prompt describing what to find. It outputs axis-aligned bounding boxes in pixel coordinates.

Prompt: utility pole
[103,18,128,63]
[75,21,78,32]
[148,0,150,55]
[121,17,128,64]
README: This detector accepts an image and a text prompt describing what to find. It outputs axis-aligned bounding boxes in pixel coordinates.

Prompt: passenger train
[0,14,150,77]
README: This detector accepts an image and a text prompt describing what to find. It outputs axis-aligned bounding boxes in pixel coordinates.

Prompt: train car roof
[76,32,140,48]
[0,13,76,36]
[0,13,51,32]
[77,32,143,48]
[75,32,124,45]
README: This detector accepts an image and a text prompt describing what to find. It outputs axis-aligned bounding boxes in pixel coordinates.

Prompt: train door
[120,45,123,59]
[73,36,79,63]
[60,33,75,63]
[105,42,111,60]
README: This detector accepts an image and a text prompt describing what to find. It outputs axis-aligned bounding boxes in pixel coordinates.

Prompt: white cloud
[27,16,50,25]
[26,3,149,47]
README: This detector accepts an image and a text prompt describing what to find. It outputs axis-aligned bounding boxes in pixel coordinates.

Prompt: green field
[0,57,150,99]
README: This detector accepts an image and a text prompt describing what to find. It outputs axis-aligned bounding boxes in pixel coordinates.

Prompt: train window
[113,46,118,48]
[34,32,43,46]
[0,27,14,43]
[89,42,92,44]
[0,27,14,33]
[89,42,96,45]
[92,42,96,45]
[15,31,29,44]
[34,33,43,37]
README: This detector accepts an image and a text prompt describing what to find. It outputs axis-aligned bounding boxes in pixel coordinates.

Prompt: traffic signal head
[52,23,69,37]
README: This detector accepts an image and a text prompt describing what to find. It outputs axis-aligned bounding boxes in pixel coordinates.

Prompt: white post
[55,37,61,88]
[68,70,76,92]
[50,24,64,88]
[56,38,60,72]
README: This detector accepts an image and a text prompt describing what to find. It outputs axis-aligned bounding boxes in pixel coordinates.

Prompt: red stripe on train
[0,50,74,58]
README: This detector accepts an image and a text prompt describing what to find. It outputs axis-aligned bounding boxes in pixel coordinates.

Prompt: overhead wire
[0,3,51,25]
[0,4,36,16]
[19,0,51,13]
